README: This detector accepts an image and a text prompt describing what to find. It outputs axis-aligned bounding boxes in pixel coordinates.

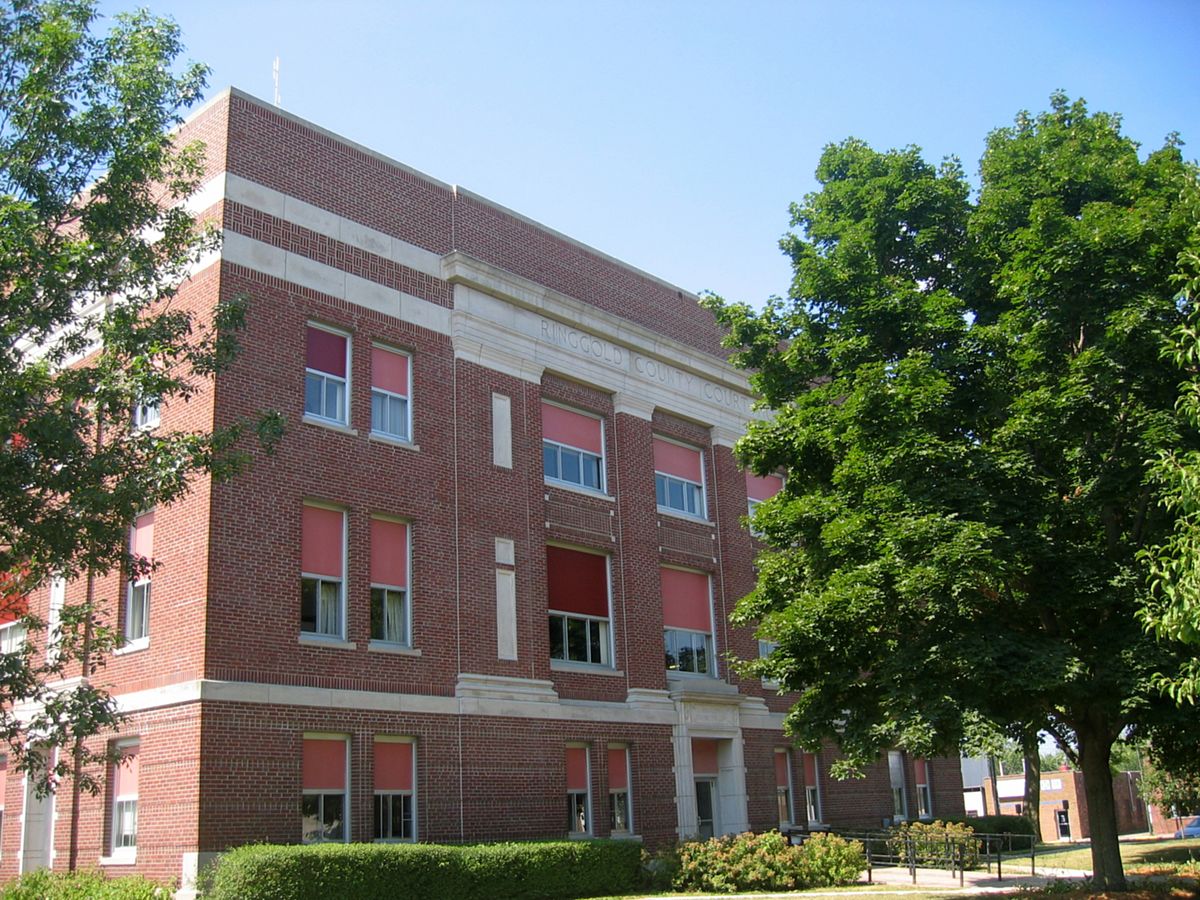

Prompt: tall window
[0,754,7,852]
[654,437,705,518]
[888,750,908,822]
[0,620,25,655]
[132,399,160,431]
[110,742,139,856]
[915,759,932,819]
[126,510,154,645]
[775,749,793,827]
[661,567,714,676]
[370,518,410,646]
[374,738,415,842]
[803,752,822,824]
[608,745,631,834]
[301,505,345,639]
[758,639,780,690]
[542,402,605,493]
[371,346,411,441]
[547,547,611,667]
[305,325,349,425]
[302,737,347,843]
[566,745,591,835]
[745,472,783,535]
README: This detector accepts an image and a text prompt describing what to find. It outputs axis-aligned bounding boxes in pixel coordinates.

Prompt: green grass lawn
[1014,836,1200,872]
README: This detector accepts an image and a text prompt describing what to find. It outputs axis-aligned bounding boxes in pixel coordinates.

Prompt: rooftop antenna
[272,55,281,107]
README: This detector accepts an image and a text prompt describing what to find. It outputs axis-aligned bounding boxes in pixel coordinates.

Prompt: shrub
[962,813,1037,850]
[674,830,804,893]
[0,870,170,900]
[796,831,867,887]
[204,840,642,900]
[887,820,980,868]
[639,845,680,892]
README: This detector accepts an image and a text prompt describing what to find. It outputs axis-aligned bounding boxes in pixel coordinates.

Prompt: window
[302,737,347,843]
[370,518,410,646]
[758,639,780,689]
[888,750,907,822]
[110,742,139,855]
[566,745,591,835]
[371,346,411,441]
[301,505,345,639]
[373,738,415,841]
[132,399,160,431]
[661,568,714,676]
[547,547,611,667]
[608,745,631,834]
[654,438,705,518]
[775,749,793,827]
[126,511,154,644]
[803,752,822,824]
[915,759,932,819]
[47,576,65,663]
[0,621,25,655]
[304,325,349,425]
[542,402,605,493]
[745,472,783,535]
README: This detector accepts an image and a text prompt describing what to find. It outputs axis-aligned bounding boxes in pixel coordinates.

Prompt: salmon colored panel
[803,753,818,785]
[306,327,346,377]
[653,438,702,482]
[132,510,155,560]
[914,759,927,785]
[370,519,408,587]
[114,746,139,797]
[0,755,7,809]
[303,738,346,791]
[542,403,603,454]
[547,547,608,617]
[372,346,409,396]
[608,749,628,791]
[0,569,27,625]
[775,751,790,788]
[745,472,784,502]
[692,739,719,776]
[566,747,588,792]
[374,741,413,792]
[660,568,711,632]
[301,506,343,578]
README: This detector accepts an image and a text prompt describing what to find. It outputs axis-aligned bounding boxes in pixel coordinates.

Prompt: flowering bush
[887,819,980,868]
[797,831,868,887]
[673,830,865,893]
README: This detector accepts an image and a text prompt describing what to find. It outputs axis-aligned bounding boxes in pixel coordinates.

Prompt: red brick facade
[2,89,963,890]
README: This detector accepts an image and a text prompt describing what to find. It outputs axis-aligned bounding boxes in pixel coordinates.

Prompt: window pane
[655,475,667,507]
[566,616,587,661]
[385,590,406,643]
[611,791,629,832]
[561,448,581,484]
[664,630,677,670]
[668,480,684,510]
[301,578,318,632]
[687,483,701,515]
[322,792,345,840]
[588,620,602,664]
[390,396,408,439]
[371,391,386,432]
[694,635,708,674]
[543,443,558,479]
[568,792,588,833]
[393,794,412,839]
[302,795,322,842]
[324,379,345,421]
[583,453,601,489]
[320,580,340,635]
[548,615,564,660]
[305,373,323,416]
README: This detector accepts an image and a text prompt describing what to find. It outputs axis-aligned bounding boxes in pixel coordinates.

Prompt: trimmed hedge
[960,813,1036,849]
[0,870,170,899]
[204,840,643,900]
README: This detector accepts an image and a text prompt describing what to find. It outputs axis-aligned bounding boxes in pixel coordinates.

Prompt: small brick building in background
[982,770,1156,840]
[3,88,964,891]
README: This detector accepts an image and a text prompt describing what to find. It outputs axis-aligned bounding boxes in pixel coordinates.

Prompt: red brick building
[3,88,963,891]
[983,770,1151,841]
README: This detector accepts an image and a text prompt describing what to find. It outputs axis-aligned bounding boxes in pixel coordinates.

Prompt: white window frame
[549,612,611,667]
[300,506,347,641]
[888,750,908,822]
[664,627,715,677]
[0,621,26,655]
[776,749,794,828]
[46,576,65,664]
[542,403,606,494]
[302,734,349,844]
[804,754,823,825]
[566,744,592,838]
[370,344,412,443]
[304,323,350,426]
[654,436,707,520]
[132,399,160,431]
[370,586,409,647]
[109,741,139,860]
[917,780,933,819]
[125,578,150,646]
[608,744,632,836]
[373,737,416,843]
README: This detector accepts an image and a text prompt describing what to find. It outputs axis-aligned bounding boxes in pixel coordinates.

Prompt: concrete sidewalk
[863,862,1093,893]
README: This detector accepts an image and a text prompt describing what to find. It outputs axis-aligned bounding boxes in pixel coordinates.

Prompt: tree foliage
[0,0,278,794]
[706,93,1200,890]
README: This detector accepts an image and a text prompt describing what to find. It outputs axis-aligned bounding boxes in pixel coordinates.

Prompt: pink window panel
[131,510,155,560]
[745,472,784,502]
[301,506,343,578]
[566,747,588,792]
[370,519,408,588]
[374,741,413,792]
[306,326,347,377]
[774,750,790,789]
[0,755,7,809]
[803,752,818,785]
[914,759,927,785]
[546,547,608,617]
[113,746,139,797]
[653,438,702,482]
[303,738,346,791]
[542,403,603,455]
[692,739,719,776]
[608,749,628,791]
[660,568,711,632]
[372,346,409,396]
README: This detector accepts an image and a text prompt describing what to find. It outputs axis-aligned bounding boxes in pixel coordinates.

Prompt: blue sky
[100,0,1200,307]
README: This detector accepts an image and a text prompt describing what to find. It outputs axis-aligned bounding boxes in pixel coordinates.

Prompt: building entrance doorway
[695,778,717,839]
[1055,809,1071,840]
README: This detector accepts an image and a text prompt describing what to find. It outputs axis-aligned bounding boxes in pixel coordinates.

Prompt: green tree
[1138,764,1200,834]
[707,93,1200,890]
[0,0,278,863]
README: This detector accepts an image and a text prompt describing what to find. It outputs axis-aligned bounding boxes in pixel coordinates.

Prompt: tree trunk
[988,755,1001,815]
[1021,731,1043,843]
[1077,723,1126,891]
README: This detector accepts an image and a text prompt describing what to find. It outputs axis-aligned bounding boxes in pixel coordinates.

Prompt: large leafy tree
[706,93,1200,890]
[0,0,276,850]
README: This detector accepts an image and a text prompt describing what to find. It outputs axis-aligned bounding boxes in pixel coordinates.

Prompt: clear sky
[99,0,1200,307]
